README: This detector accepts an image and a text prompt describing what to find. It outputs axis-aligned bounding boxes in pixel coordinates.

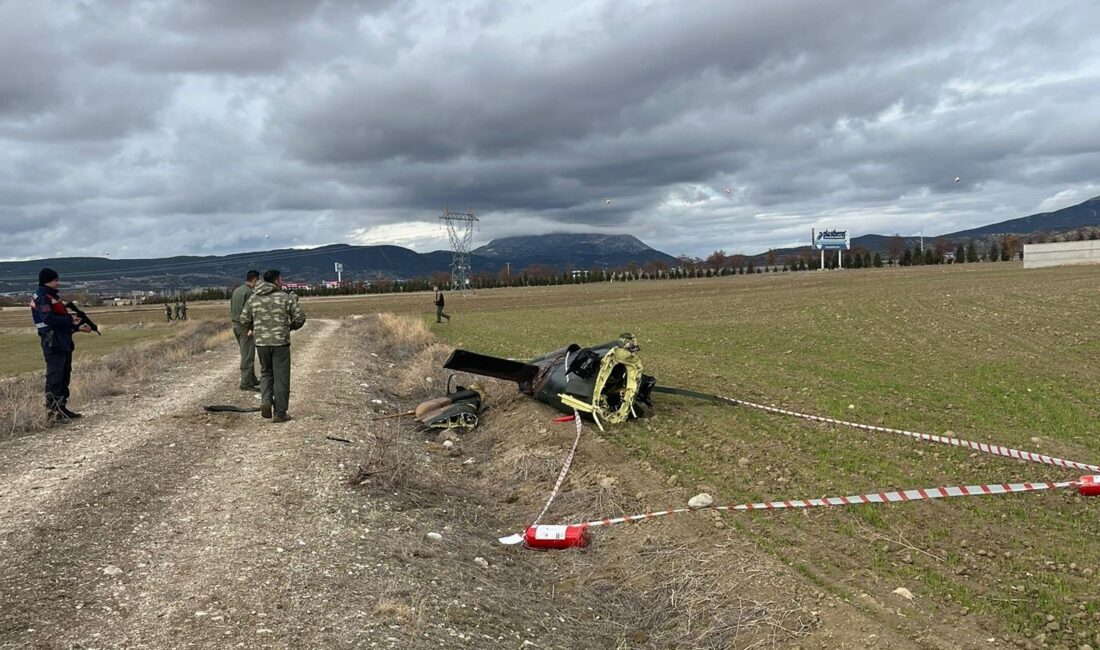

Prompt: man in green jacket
[229,270,260,391]
[240,269,307,422]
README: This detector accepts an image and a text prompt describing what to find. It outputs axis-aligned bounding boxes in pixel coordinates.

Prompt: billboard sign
[814,229,850,250]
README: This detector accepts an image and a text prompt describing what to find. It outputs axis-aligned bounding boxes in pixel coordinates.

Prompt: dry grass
[0,378,42,437]
[368,313,455,398]
[501,446,562,482]
[371,598,418,624]
[392,342,453,398]
[580,541,816,649]
[375,313,433,357]
[373,599,418,622]
[1,321,227,436]
[369,580,429,634]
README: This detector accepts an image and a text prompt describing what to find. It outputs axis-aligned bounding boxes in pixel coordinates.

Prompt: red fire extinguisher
[1078,476,1100,497]
[524,524,589,550]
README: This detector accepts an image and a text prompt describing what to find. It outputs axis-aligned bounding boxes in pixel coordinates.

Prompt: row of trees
[108,228,1100,302]
[882,234,1024,266]
[177,236,1027,299]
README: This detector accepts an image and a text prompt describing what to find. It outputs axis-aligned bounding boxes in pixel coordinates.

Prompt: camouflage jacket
[240,281,306,346]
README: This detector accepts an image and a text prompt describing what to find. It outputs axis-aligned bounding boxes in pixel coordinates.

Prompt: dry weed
[373,600,416,621]
[577,542,816,648]
[392,342,453,398]
[347,422,431,489]
[371,581,428,631]
[1,321,225,437]
[0,378,43,437]
[550,480,633,523]
[376,313,433,357]
[499,447,561,482]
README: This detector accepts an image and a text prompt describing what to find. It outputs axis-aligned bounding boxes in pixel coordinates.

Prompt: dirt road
[0,318,1000,649]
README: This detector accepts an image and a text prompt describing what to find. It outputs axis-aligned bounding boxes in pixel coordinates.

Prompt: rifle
[65,301,101,335]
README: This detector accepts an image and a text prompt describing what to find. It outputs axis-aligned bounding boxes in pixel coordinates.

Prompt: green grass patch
[427,263,1100,641]
[0,327,177,379]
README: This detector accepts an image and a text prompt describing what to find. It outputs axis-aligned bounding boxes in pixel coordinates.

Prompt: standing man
[432,285,450,323]
[174,301,182,321]
[240,269,306,423]
[230,270,261,391]
[180,300,188,321]
[31,268,92,421]
[165,302,173,322]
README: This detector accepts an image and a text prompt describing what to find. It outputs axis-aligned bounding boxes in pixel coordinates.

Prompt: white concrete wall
[1023,240,1100,269]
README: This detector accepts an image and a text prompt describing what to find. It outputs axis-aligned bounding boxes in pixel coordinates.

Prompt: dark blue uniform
[31,286,78,411]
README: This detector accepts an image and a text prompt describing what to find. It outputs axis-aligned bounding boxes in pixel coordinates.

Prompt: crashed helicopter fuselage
[443,334,656,429]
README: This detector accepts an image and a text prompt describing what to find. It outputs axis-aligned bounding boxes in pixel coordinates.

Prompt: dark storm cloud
[1,0,1099,263]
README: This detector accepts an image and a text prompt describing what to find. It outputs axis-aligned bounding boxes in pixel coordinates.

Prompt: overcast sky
[1,0,1098,261]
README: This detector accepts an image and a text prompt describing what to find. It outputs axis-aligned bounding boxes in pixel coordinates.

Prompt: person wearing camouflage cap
[239,269,307,423]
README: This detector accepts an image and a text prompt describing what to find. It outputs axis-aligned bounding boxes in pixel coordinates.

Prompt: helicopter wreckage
[441,333,655,430]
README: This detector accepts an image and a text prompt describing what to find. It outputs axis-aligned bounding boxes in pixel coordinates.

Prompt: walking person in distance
[432,285,450,324]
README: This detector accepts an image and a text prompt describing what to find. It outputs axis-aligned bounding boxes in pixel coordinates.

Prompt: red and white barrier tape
[499,387,1100,546]
[690,392,1100,474]
[531,408,583,527]
[578,478,1084,529]
[501,477,1095,543]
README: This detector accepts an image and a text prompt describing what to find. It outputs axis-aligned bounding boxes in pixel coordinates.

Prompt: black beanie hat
[38,268,59,285]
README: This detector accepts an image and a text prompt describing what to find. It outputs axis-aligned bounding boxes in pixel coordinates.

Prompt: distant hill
[473,233,677,269]
[0,244,456,294]
[755,195,1100,261]
[937,196,1100,240]
[0,234,678,294]
[4,196,1096,292]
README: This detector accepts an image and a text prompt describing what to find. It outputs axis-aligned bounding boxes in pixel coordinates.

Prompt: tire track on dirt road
[0,320,339,648]
[0,339,239,530]
[40,319,375,649]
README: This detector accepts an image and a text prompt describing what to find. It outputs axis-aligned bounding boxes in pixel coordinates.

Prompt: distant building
[282,281,312,291]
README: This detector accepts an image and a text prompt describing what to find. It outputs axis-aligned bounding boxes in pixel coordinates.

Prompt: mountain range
[0,235,677,294]
[1,196,1097,294]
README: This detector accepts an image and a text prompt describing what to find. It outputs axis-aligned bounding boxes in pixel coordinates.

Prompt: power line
[440,208,478,293]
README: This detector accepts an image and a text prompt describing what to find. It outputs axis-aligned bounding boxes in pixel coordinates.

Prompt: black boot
[58,404,82,419]
[261,404,272,419]
[46,397,69,423]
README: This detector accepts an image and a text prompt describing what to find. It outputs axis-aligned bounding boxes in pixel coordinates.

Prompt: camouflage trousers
[232,323,258,389]
[257,344,292,415]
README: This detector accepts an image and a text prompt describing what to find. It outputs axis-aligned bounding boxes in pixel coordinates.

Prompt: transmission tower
[440,208,478,293]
